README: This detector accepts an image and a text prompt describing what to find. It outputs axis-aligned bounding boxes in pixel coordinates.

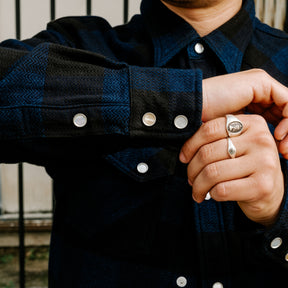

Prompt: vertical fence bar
[87,0,92,16]
[18,163,25,288]
[15,0,21,40]
[51,0,56,217]
[51,0,56,20]
[15,1,25,287]
[285,0,288,32]
[123,0,129,23]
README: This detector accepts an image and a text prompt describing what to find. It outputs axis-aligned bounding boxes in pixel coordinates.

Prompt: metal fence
[2,0,288,287]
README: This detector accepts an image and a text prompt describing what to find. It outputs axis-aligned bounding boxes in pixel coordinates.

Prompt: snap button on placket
[176,276,187,287]
[137,162,149,174]
[271,237,283,249]
[194,42,205,54]
[73,113,87,128]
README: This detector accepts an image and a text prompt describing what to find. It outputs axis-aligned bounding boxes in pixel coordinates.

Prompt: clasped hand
[180,69,288,226]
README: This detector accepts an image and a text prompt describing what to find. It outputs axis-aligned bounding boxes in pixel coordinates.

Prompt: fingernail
[275,131,285,141]
[179,151,187,163]
[192,194,202,203]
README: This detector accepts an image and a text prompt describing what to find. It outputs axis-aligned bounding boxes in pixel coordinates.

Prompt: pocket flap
[105,147,178,182]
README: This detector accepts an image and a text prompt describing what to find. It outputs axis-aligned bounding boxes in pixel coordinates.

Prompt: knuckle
[201,120,221,140]
[261,153,278,170]
[253,132,273,148]
[203,162,219,180]
[250,69,272,98]
[212,183,228,200]
[255,173,274,198]
[253,68,268,78]
[198,144,213,163]
[249,114,266,126]
[253,68,270,84]
[247,117,273,145]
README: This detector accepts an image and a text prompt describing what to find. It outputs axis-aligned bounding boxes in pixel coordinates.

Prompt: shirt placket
[186,39,232,287]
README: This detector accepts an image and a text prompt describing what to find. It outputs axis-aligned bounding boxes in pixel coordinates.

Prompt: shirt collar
[141,0,256,72]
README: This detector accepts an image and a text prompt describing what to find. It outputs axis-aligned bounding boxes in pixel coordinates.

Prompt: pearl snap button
[271,237,282,249]
[137,162,149,174]
[142,112,156,127]
[212,282,224,288]
[176,276,187,287]
[174,115,188,129]
[205,192,211,201]
[73,113,87,128]
[285,253,288,262]
[194,43,205,54]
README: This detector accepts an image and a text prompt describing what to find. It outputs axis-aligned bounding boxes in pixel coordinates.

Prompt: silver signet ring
[226,114,243,137]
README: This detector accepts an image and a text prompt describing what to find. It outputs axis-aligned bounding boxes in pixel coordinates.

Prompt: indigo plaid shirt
[1,0,288,287]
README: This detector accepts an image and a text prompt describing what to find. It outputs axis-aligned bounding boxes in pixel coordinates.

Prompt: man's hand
[179,114,284,227]
[202,69,288,157]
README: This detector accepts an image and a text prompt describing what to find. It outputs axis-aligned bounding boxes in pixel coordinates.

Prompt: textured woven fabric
[0,0,288,287]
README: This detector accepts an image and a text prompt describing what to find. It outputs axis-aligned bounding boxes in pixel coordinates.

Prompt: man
[1,0,288,287]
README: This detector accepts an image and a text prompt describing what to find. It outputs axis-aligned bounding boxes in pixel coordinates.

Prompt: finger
[187,137,246,183]
[274,118,288,141]
[247,103,267,115]
[268,104,283,119]
[180,118,225,163]
[192,155,254,203]
[261,105,283,126]
[211,174,284,226]
[210,177,257,202]
[282,153,288,160]
[277,134,288,158]
[283,103,288,118]
[180,115,248,164]
[269,76,288,108]
[248,102,283,126]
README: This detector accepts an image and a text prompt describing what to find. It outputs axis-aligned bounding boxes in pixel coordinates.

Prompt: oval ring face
[227,121,243,134]
[226,115,243,137]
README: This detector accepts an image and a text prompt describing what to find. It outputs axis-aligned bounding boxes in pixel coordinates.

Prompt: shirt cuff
[129,66,203,141]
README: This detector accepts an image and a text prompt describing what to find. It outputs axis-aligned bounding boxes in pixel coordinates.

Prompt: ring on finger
[227,137,236,159]
[226,114,243,137]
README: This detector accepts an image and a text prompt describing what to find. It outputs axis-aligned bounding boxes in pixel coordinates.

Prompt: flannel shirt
[1,0,288,287]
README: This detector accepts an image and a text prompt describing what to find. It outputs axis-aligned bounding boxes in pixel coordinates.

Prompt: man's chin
[161,0,218,9]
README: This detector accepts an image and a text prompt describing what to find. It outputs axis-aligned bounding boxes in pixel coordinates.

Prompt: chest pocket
[105,146,179,182]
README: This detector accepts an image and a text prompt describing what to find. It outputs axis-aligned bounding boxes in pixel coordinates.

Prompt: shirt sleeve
[0,38,203,163]
[257,158,288,269]
[0,42,203,139]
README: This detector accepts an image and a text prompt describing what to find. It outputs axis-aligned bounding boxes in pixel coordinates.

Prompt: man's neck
[161,0,243,37]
